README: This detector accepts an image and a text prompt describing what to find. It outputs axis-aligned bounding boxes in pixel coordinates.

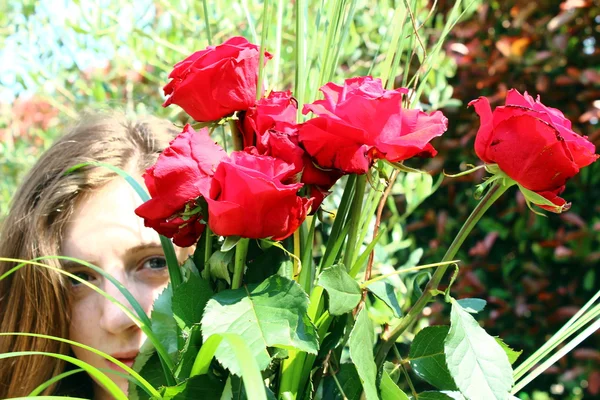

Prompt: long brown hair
[0,113,180,397]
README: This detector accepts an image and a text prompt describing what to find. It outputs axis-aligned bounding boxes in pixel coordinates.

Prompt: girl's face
[61,177,191,399]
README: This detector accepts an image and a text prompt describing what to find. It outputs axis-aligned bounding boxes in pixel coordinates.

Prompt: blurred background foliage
[0,0,599,399]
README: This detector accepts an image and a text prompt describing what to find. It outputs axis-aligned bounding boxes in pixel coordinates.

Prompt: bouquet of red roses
[120,34,597,400]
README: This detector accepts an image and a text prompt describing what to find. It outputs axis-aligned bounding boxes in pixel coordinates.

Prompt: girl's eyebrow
[61,243,163,270]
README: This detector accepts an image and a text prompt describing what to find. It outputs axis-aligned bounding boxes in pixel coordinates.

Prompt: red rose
[299,76,448,174]
[247,123,342,210]
[470,89,599,212]
[135,125,227,246]
[241,90,297,148]
[163,37,272,122]
[205,152,312,240]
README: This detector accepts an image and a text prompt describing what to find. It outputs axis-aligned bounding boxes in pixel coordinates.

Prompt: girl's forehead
[61,178,161,263]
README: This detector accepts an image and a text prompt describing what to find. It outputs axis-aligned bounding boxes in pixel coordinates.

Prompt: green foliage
[444,300,513,400]
[408,326,457,391]
[348,307,378,400]
[380,371,410,400]
[150,284,179,363]
[201,275,318,374]
[172,272,214,331]
[317,264,362,316]
[455,298,486,314]
[366,281,402,318]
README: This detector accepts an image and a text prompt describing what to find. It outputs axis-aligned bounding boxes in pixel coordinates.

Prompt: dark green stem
[374,181,511,366]
[204,227,213,267]
[343,174,367,273]
[229,119,243,151]
[232,238,250,289]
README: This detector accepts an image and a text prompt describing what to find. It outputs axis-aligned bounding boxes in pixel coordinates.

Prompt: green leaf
[418,391,466,400]
[321,363,363,400]
[201,276,318,374]
[229,375,277,400]
[349,307,378,400]
[151,284,179,362]
[222,236,242,252]
[456,298,486,314]
[205,250,234,284]
[380,370,410,400]
[245,239,292,284]
[172,273,214,331]
[174,325,203,379]
[494,338,522,365]
[408,326,457,391]
[162,374,225,399]
[317,264,362,316]
[410,271,431,304]
[367,281,402,318]
[444,300,513,400]
[131,345,168,400]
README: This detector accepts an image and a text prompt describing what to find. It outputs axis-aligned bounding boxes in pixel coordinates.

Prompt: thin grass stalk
[202,0,212,45]
[343,174,367,271]
[295,0,307,118]
[514,297,600,381]
[512,317,600,394]
[241,0,258,43]
[257,0,273,100]
[380,5,406,88]
[1,333,159,398]
[330,0,359,78]
[272,0,284,87]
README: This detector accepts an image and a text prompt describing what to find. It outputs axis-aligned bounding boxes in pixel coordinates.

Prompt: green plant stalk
[320,175,356,270]
[232,238,250,289]
[2,333,158,397]
[257,0,272,100]
[343,174,367,274]
[190,333,267,400]
[1,352,127,400]
[280,216,313,397]
[29,368,84,396]
[204,226,213,268]
[514,300,600,381]
[374,180,511,366]
[298,215,316,293]
[202,0,212,45]
[294,0,306,117]
[272,0,284,86]
[229,119,244,151]
[512,317,600,394]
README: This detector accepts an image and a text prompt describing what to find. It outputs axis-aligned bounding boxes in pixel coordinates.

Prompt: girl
[0,114,191,398]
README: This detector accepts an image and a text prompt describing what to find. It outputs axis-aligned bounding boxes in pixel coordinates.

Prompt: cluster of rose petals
[470,89,599,212]
[143,41,452,247]
[135,125,226,246]
[299,76,448,174]
[241,90,297,148]
[163,36,272,122]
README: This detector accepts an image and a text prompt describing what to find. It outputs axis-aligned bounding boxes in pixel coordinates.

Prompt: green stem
[343,174,367,273]
[201,0,212,45]
[204,226,213,267]
[229,119,243,151]
[257,0,272,100]
[232,238,250,289]
[374,180,511,366]
[294,0,306,117]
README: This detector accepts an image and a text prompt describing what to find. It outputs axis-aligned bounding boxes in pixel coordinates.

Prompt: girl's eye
[69,271,92,287]
[142,256,167,270]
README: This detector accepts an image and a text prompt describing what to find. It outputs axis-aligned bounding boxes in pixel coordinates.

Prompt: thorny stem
[374,181,511,367]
